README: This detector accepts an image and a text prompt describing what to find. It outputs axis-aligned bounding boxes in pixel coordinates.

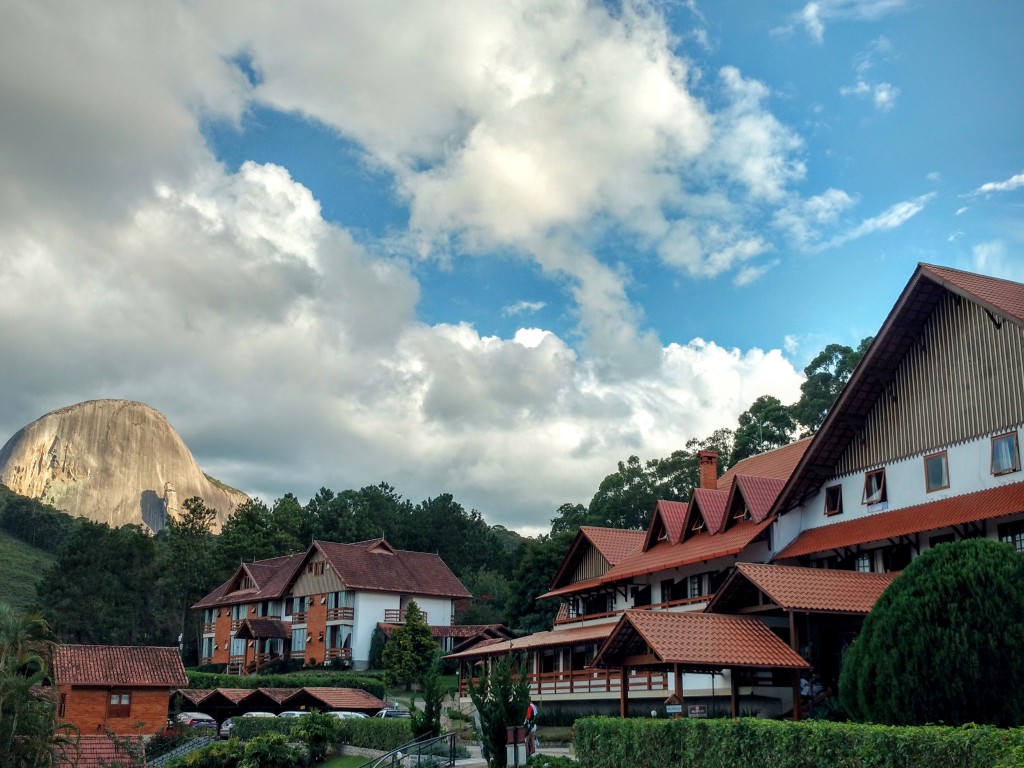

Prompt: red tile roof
[731,476,786,524]
[582,526,647,564]
[593,611,810,670]
[63,735,145,768]
[537,574,609,600]
[691,489,728,534]
[643,502,688,549]
[235,618,290,640]
[718,439,811,492]
[603,518,772,583]
[283,687,387,711]
[54,646,187,687]
[316,539,471,598]
[192,552,305,609]
[708,563,899,615]
[921,263,1024,326]
[776,482,1024,559]
[445,623,614,660]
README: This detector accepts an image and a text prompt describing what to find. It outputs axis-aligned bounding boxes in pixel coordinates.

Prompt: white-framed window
[292,627,307,652]
[824,485,843,516]
[863,469,887,505]
[992,433,1021,475]
[924,451,949,493]
[855,553,872,573]
[999,521,1024,553]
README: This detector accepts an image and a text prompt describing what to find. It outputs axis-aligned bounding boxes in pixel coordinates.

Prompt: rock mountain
[0,400,247,532]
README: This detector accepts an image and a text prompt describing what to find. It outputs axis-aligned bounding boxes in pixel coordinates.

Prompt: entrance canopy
[234,618,289,640]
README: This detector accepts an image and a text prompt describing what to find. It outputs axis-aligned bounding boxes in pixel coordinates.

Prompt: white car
[175,712,217,729]
[329,710,369,720]
[278,711,311,718]
[241,711,277,718]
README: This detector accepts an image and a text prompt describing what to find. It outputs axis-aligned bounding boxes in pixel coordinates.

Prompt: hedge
[574,717,1024,768]
[228,713,412,752]
[185,670,386,699]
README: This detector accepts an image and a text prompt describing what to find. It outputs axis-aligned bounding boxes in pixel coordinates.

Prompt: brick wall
[60,685,172,735]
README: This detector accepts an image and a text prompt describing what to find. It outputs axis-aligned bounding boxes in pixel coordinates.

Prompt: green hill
[0,529,53,613]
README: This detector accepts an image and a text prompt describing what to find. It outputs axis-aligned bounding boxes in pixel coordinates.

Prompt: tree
[839,539,1024,726]
[382,600,436,690]
[0,604,76,766]
[293,710,341,763]
[730,395,796,465]
[410,652,445,739]
[507,532,575,633]
[468,653,531,768]
[157,497,216,663]
[791,337,872,435]
[214,498,279,574]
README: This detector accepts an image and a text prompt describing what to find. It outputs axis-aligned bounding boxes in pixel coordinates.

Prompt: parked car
[375,708,412,718]
[219,718,234,739]
[329,710,369,720]
[176,712,217,729]
[277,711,310,718]
[241,711,277,718]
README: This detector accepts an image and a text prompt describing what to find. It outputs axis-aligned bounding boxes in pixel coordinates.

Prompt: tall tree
[382,600,436,690]
[791,337,873,435]
[730,395,797,465]
[468,653,531,768]
[507,532,575,633]
[158,497,217,664]
[214,498,278,574]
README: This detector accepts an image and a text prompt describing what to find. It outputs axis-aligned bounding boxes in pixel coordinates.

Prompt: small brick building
[53,645,188,735]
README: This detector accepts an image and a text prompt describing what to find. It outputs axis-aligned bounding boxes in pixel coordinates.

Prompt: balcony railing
[230,619,242,631]
[554,594,713,625]
[202,622,216,634]
[384,609,427,623]
[326,647,353,661]
[291,611,307,624]
[326,607,354,621]
[460,668,668,697]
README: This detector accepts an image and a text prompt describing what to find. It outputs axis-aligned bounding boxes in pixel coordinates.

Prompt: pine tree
[382,600,436,690]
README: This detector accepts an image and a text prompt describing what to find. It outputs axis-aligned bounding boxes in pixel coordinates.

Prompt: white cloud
[815,193,934,251]
[795,0,908,42]
[972,171,1024,195]
[969,241,1024,282]
[773,188,856,249]
[503,300,546,316]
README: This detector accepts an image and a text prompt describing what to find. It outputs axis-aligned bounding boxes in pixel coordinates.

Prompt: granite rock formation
[0,400,247,532]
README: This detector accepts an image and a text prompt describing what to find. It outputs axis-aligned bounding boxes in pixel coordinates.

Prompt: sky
[2,0,1023,536]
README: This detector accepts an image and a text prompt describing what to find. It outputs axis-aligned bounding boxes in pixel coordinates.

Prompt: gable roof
[315,539,471,598]
[548,526,645,591]
[774,264,1024,514]
[283,687,387,712]
[192,552,305,609]
[730,476,787,524]
[718,438,812,493]
[444,622,614,660]
[775,482,1024,559]
[707,563,899,615]
[54,645,187,687]
[63,736,145,768]
[591,610,809,670]
[643,502,688,548]
[689,489,728,535]
[234,618,290,640]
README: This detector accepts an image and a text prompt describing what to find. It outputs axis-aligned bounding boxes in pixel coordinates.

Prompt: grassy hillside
[0,529,53,613]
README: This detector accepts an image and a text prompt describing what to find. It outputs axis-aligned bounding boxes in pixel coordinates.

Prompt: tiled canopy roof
[644,502,688,549]
[707,563,899,615]
[283,687,386,712]
[538,574,611,600]
[776,482,1024,559]
[773,264,1024,515]
[583,526,647,564]
[592,610,809,670]
[235,618,290,640]
[445,623,614,660]
[690,489,728,535]
[63,736,145,768]
[718,438,811,493]
[316,539,471,598]
[730,476,786,524]
[54,645,187,687]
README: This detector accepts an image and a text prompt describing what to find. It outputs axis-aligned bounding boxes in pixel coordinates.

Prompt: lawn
[319,756,370,768]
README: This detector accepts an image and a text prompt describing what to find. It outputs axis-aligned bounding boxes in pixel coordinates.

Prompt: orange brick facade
[59,685,172,736]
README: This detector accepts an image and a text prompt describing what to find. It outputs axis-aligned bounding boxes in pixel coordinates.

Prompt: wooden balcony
[291,611,307,624]
[460,668,668,697]
[326,607,354,621]
[202,622,216,634]
[554,594,713,625]
[230,619,242,631]
[326,647,353,661]
[384,609,427,623]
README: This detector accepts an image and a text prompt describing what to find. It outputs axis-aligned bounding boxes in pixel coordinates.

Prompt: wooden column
[729,668,739,717]
[791,669,802,721]
[789,610,799,652]
[674,664,684,708]
[620,666,629,718]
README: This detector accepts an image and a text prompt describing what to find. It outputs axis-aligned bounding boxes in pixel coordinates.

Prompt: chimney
[698,451,718,490]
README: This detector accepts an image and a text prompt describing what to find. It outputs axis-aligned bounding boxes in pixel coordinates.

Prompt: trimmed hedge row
[185,670,386,699]
[574,717,1024,768]
[229,714,412,752]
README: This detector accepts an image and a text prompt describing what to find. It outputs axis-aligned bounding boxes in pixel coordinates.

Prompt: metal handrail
[356,731,458,768]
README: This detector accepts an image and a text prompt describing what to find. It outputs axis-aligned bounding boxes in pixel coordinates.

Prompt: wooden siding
[838,294,1024,473]
[291,553,346,596]
[571,546,611,583]
[59,685,172,736]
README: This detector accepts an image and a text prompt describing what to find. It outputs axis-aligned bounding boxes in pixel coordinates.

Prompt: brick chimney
[698,451,719,489]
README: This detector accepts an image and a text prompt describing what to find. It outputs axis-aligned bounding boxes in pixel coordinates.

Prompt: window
[862,469,887,505]
[660,579,675,603]
[824,485,843,516]
[202,637,214,659]
[631,584,651,607]
[328,591,353,609]
[687,574,705,599]
[230,638,246,657]
[924,451,949,492]
[307,561,326,576]
[855,553,872,573]
[230,604,246,621]
[292,627,307,652]
[108,691,131,718]
[999,521,1024,553]
[992,433,1021,475]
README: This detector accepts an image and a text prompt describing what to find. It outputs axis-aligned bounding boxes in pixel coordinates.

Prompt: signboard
[665,704,683,714]
[687,704,708,718]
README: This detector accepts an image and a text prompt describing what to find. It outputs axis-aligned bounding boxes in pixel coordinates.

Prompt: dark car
[375,707,412,718]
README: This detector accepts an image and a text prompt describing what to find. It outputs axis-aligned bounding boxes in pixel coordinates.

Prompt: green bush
[573,716,1024,768]
[840,539,1024,727]
[341,717,413,751]
[230,716,296,741]
[185,669,386,699]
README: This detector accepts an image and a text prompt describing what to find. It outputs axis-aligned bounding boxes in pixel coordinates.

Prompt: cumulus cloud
[0,0,812,531]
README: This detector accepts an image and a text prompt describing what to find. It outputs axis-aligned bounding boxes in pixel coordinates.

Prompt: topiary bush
[840,538,1024,726]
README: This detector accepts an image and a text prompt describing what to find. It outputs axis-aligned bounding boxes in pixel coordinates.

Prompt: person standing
[524,700,539,756]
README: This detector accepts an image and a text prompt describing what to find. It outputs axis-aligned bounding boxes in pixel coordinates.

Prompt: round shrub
[840,538,1024,726]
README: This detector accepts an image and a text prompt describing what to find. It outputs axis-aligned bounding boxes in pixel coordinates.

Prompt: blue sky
[1,0,1022,533]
